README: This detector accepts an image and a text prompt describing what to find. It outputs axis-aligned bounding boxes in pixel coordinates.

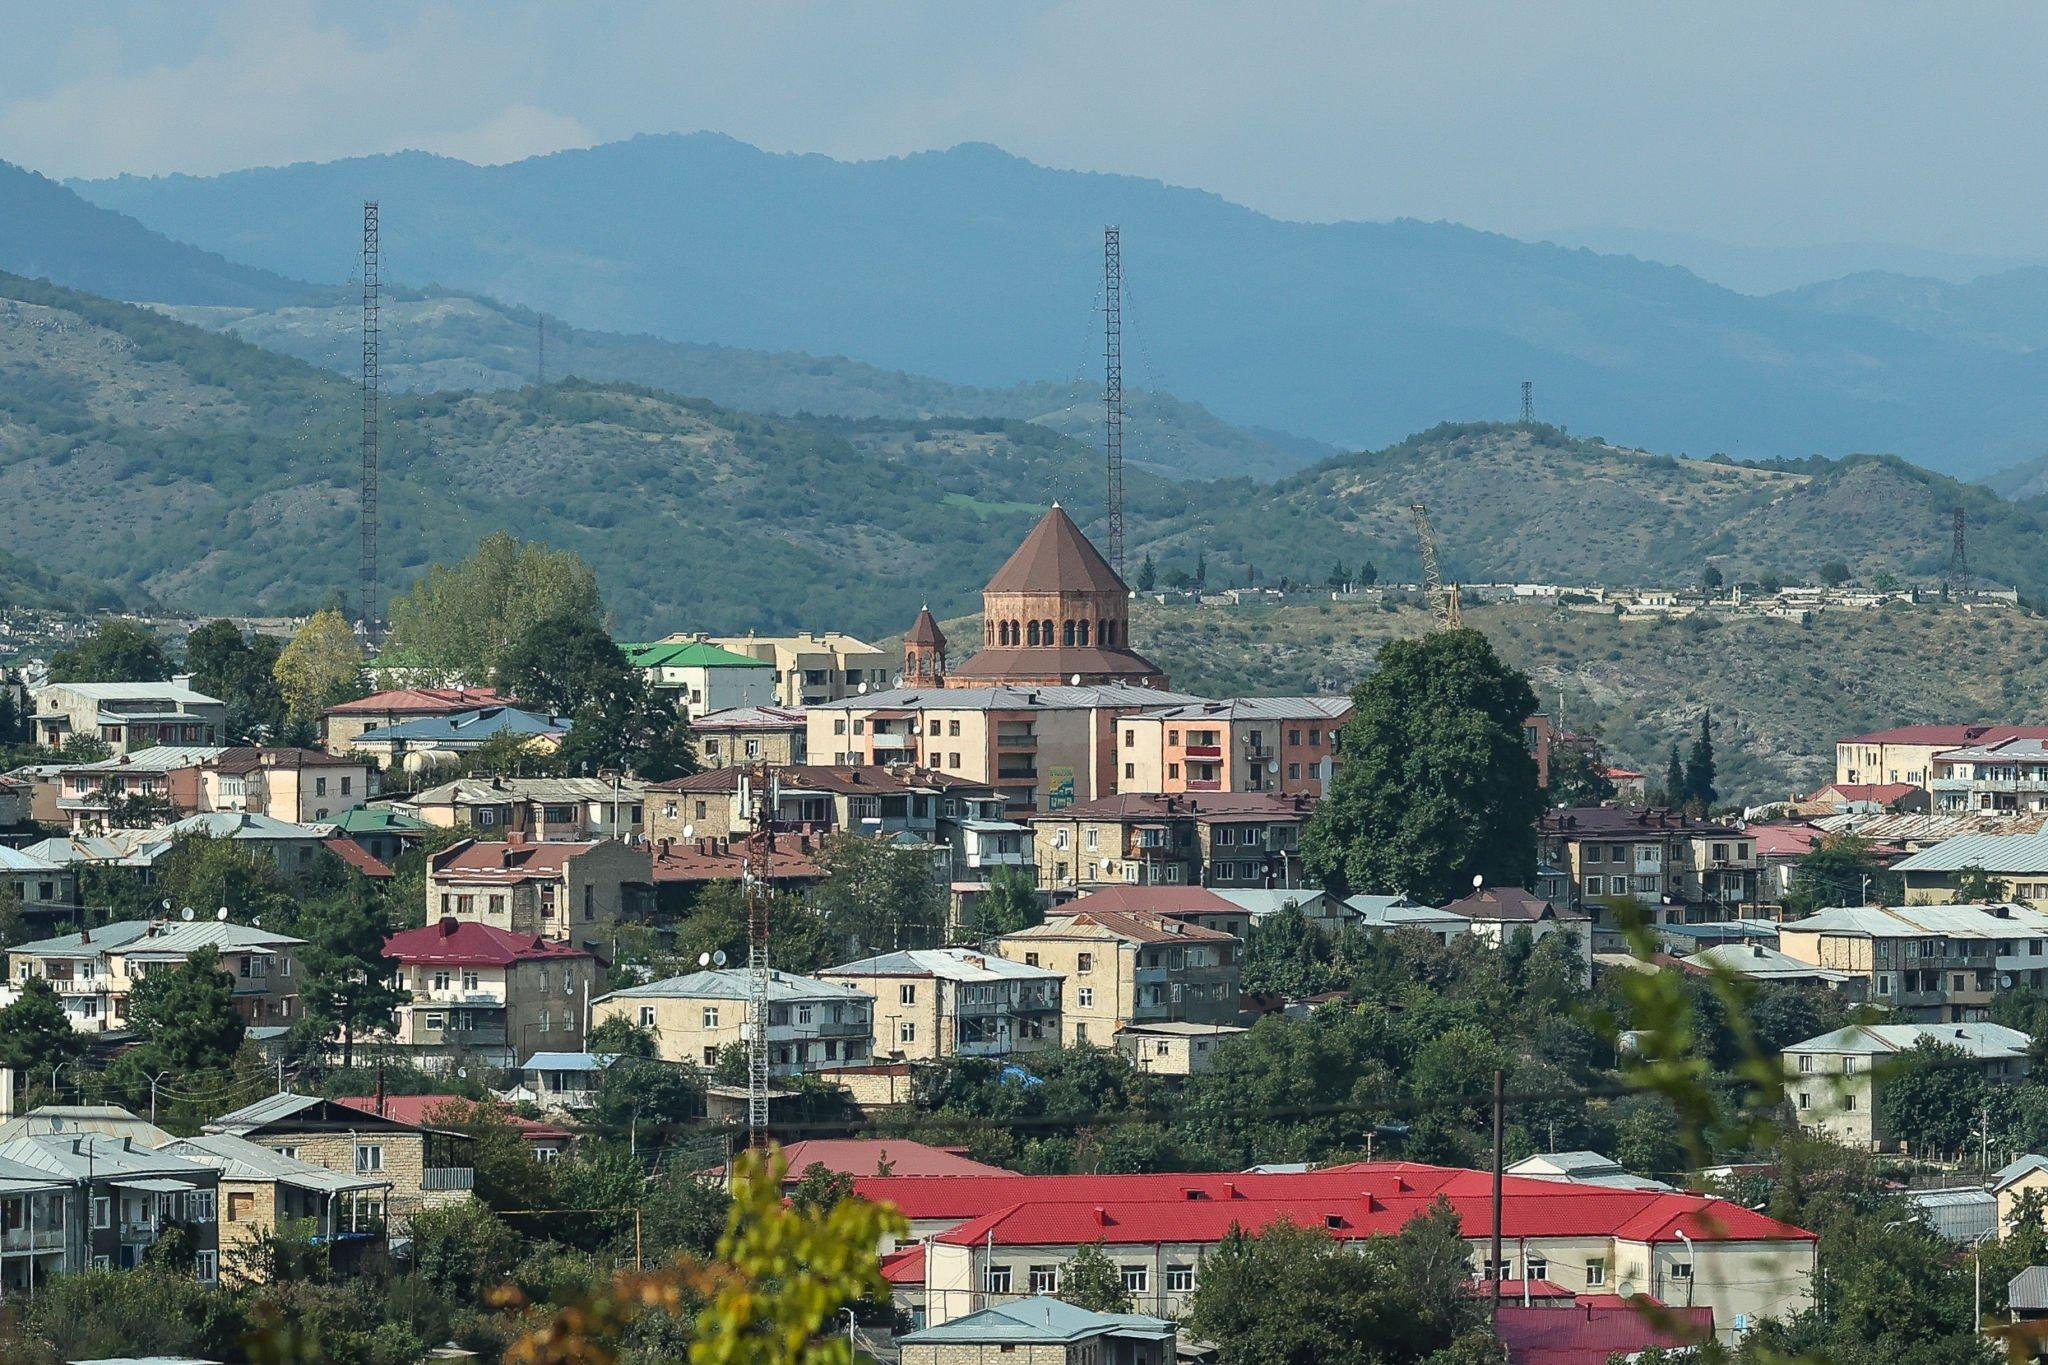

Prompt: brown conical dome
[906,605,947,648]
[983,503,1128,596]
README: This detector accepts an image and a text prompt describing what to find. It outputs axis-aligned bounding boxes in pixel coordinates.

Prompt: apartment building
[32,678,226,755]
[403,775,648,841]
[692,631,893,707]
[0,846,79,930]
[161,1132,392,1280]
[1892,832,2048,904]
[820,948,1062,1062]
[1115,697,1350,797]
[591,969,875,1074]
[693,704,808,769]
[1115,1021,1248,1076]
[384,918,600,1068]
[1776,902,2048,1021]
[994,909,1239,1047]
[205,1092,474,1227]
[648,764,982,843]
[0,1132,222,1281]
[7,918,305,1033]
[1028,792,1312,896]
[1050,887,1254,943]
[1440,887,1595,984]
[1928,737,2048,814]
[53,744,224,831]
[810,682,1206,814]
[624,640,777,720]
[864,1164,1815,1343]
[320,686,517,753]
[648,833,826,906]
[1783,1022,2030,1148]
[199,747,372,824]
[1539,806,1759,925]
[425,834,654,951]
[1835,724,2048,788]
[346,705,574,770]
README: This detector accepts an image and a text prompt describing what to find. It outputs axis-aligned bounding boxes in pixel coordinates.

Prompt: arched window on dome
[1099,619,1114,647]
[1077,620,1090,646]
[1041,619,1054,646]
[1026,620,1041,647]
[1062,620,1076,646]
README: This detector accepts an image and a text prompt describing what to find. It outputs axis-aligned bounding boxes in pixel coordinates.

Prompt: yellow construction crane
[1408,503,1462,630]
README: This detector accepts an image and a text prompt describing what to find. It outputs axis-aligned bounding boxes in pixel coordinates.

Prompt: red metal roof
[1840,724,2048,746]
[333,1094,573,1140]
[1808,781,1921,806]
[431,837,600,882]
[857,1164,1812,1249]
[322,836,394,879]
[1495,1302,1712,1364]
[983,504,1127,596]
[383,919,594,966]
[1057,886,1243,916]
[649,835,824,884]
[879,1243,926,1285]
[324,687,517,716]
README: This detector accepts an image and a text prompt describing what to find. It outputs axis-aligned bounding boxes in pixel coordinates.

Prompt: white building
[819,949,1062,1062]
[625,641,778,721]
[1783,1022,2030,1149]
[591,969,875,1075]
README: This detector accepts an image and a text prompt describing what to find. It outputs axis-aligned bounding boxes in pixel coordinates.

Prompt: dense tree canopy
[273,608,366,724]
[48,620,171,683]
[1302,629,1542,902]
[383,531,604,680]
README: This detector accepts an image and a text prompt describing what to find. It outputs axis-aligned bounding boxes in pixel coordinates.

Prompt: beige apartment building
[1116,698,1350,798]
[318,687,516,754]
[811,683,1205,814]
[402,775,648,841]
[201,748,372,824]
[1783,1022,2029,1148]
[1115,1021,1248,1075]
[1835,724,2048,788]
[820,948,1062,1062]
[32,678,226,755]
[591,969,874,1074]
[995,909,1239,1047]
[384,918,601,1067]
[7,918,305,1033]
[693,704,809,769]
[690,632,893,707]
[1028,792,1313,895]
[425,835,654,953]
[1776,902,2048,1020]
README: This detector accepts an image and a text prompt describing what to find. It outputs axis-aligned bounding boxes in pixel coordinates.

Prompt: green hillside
[1123,597,2048,804]
[1156,422,2048,600]
[151,292,1326,482]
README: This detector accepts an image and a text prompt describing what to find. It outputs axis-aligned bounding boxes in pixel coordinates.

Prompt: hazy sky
[7,0,2047,265]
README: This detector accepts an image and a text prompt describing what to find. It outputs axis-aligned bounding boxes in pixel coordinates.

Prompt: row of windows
[985,1263,1195,1295]
[989,619,1121,648]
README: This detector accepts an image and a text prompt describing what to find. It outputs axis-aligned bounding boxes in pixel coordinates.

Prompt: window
[1125,763,1135,780]
[1122,1264,1149,1294]
[1797,1092,1811,1110]
[1844,1093,1857,1111]
[985,1265,1012,1294]
[1085,828,1099,851]
[1078,988,1094,1008]
[900,984,918,1005]
[196,1249,218,1283]
[1024,952,1039,967]
[272,1146,299,1161]
[1029,1265,1059,1293]
[1798,1054,1814,1073]
[356,1144,384,1173]
[1585,876,1604,895]
[424,1013,446,1033]
[703,1046,719,1066]
[1166,1264,1195,1293]
[1584,1259,1606,1287]
[797,1004,813,1025]
[92,1196,110,1229]
[1670,1261,1693,1281]
[315,777,327,796]
[462,970,480,992]
[703,1006,720,1028]
[188,1189,215,1222]
[341,776,353,795]
[1843,1056,1858,1074]
[1526,1256,1548,1281]
[640,1006,656,1028]
[1077,952,1094,973]
[899,1021,916,1044]
[228,1191,256,1223]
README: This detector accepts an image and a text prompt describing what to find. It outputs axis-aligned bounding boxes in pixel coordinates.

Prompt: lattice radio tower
[1103,226,1125,578]
[1520,380,1533,423]
[359,202,381,647]
[1947,506,1971,601]
[739,765,777,1140]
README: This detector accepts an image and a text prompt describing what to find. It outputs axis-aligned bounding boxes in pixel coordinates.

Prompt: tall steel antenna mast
[740,764,777,1140]
[359,202,381,647]
[1103,226,1125,578]
[1520,380,1534,424]
[1947,506,1971,601]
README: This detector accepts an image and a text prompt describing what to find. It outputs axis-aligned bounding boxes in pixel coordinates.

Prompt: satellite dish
[456,1067,468,1079]
[1617,1280,1636,1300]
[682,824,696,841]
[1267,760,1279,774]
[216,907,229,922]
[858,682,869,694]
[179,907,195,922]
[161,898,172,911]
[1070,674,1082,685]
[2003,974,2016,989]
[712,949,729,968]
[698,952,712,967]
[251,917,262,928]
[892,673,903,687]
[1472,874,1485,889]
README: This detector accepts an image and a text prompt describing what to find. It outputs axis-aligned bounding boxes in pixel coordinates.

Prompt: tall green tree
[1787,834,1899,914]
[274,608,366,725]
[185,620,288,743]
[383,532,603,681]
[1877,1038,1986,1154]
[498,614,697,781]
[1662,744,1685,807]
[0,978,87,1089]
[812,832,945,957]
[1301,630,1542,902]
[1546,738,1615,807]
[122,946,245,1076]
[1683,711,1717,810]
[1956,862,2010,905]
[970,864,1043,938]
[48,621,171,683]
[1058,1241,1133,1314]
[292,889,406,1069]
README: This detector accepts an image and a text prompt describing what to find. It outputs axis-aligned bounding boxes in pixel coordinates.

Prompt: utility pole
[359,201,382,648]
[1103,226,1125,579]
[1490,1069,1505,1322]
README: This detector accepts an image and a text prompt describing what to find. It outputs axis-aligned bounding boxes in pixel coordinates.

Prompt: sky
[6,0,2048,284]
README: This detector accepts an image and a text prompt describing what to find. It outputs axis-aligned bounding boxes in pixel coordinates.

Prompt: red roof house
[1495,1302,1713,1363]
[383,918,593,967]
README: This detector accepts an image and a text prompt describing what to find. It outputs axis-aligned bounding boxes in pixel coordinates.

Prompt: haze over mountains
[65,132,2048,477]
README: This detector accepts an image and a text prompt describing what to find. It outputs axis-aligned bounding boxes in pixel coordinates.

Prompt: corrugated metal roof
[821,949,1060,983]
[594,969,870,1004]
[1894,832,2048,874]
[1786,1022,2030,1058]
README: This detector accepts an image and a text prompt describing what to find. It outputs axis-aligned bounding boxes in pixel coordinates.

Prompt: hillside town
[0,503,2041,1362]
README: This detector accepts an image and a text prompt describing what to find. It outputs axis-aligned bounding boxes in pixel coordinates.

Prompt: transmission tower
[1103,226,1125,579]
[1520,380,1533,424]
[739,765,777,1141]
[359,202,381,648]
[1947,506,1971,601]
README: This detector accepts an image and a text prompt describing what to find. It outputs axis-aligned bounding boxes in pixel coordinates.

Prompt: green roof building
[623,641,778,721]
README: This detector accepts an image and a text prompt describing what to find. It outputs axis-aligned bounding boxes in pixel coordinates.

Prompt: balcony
[413,988,509,1007]
[1185,780,1222,792]
[421,1167,475,1192]
[869,733,910,752]
[965,849,1030,868]
[995,733,1038,751]
[1184,744,1223,759]
[0,1227,64,1253]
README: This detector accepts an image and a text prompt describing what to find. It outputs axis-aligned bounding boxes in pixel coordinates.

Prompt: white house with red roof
[383,918,599,1069]
[858,1162,1813,1344]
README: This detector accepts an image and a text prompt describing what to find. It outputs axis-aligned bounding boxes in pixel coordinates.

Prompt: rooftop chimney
[438,916,458,938]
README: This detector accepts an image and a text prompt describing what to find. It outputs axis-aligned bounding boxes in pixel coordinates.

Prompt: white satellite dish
[1472,874,1484,889]
[1267,759,1279,774]
[1070,674,1082,685]
[712,949,729,968]
[858,682,869,694]
[698,952,712,967]
[161,898,173,911]
[2003,973,2016,989]
[1617,1280,1636,1300]
[682,824,696,841]
[216,907,229,922]
[179,907,195,922]
[251,917,262,928]
[892,673,903,687]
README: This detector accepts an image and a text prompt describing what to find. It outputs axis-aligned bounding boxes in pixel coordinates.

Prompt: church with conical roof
[937,504,1168,689]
